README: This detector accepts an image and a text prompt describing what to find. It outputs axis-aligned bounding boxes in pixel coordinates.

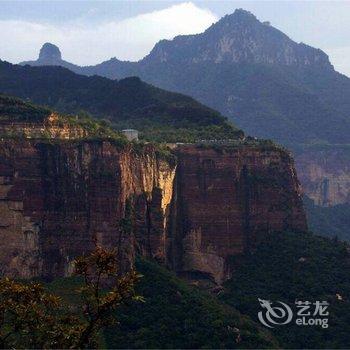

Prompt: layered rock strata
[0,141,306,283]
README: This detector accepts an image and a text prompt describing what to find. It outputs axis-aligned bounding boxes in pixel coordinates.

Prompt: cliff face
[0,140,306,283]
[0,140,175,279]
[294,147,350,206]
[169,145,307,283]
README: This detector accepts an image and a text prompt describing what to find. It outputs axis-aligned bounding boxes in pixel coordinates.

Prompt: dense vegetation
[123,62,350,145]
[0,94,129,144]
[103,258,278,349]
[0,94,50,122]
[17,232,350,349]
[221,231,350,349]
[304,196,350,242]
[0,61,242,142]
[45,259,278,349]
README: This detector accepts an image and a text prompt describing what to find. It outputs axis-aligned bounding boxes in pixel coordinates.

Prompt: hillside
[1,60,242,142]
[221,230,350,349]
[46,232,350,349]
[102,258,278,349]
[129,62,350,144]
[45,259,279,349]
[0,94,51,122]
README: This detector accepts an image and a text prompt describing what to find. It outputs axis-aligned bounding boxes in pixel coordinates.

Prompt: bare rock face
[294,147,350,206]
[168,145,307,283]
[0,140,306,284]
[0,140,175,279]
[39,43,62,62]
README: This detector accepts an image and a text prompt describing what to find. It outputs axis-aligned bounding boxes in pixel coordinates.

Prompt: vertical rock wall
[0,140,175,279]
[169,145,307,284]
[0,140,306,284]
[293,147,350,206]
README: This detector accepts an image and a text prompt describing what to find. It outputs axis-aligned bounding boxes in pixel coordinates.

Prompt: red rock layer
[0,140,306,283]
[168,145,307,283]
[0,140,175,279]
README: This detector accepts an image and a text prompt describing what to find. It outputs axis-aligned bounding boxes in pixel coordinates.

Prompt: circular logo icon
[258,298,293,328]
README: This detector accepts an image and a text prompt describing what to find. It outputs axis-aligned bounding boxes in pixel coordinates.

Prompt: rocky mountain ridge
[143,9,332,68]
[21,9,333,71]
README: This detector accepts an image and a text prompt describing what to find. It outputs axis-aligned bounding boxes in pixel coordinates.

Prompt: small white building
[122,129,139,141]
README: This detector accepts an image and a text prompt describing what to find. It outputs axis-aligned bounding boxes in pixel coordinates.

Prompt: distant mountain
[20,43,81,72]
[20,9,350,145]
[142,9,331,68]
[1,60,241,142]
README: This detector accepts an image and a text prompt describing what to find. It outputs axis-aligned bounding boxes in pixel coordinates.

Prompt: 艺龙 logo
[258,298,293,328]
[258,298,329,329]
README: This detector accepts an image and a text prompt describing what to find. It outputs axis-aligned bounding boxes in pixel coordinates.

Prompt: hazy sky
[1,1,350,76]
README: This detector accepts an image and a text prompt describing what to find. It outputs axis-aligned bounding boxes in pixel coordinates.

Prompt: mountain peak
[38,43,62,61]
[209,9,259,31]
[228,8,257,21]
[145,9,332,69]
[20,43,80,70]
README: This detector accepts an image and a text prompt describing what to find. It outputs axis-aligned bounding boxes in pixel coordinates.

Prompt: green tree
[0,245,141,349]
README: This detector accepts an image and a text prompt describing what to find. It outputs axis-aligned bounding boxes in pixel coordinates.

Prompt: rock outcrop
[294,146,350,206]
[20,43,80,71]
[0,113,88,139]
[0,138,306,284]
[39,43,62,62]
[169,145,306,283]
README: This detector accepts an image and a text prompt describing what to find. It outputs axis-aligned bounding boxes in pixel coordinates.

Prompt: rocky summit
[20,42,79,70]
[144,9,332,68]
[38,43,62,62]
